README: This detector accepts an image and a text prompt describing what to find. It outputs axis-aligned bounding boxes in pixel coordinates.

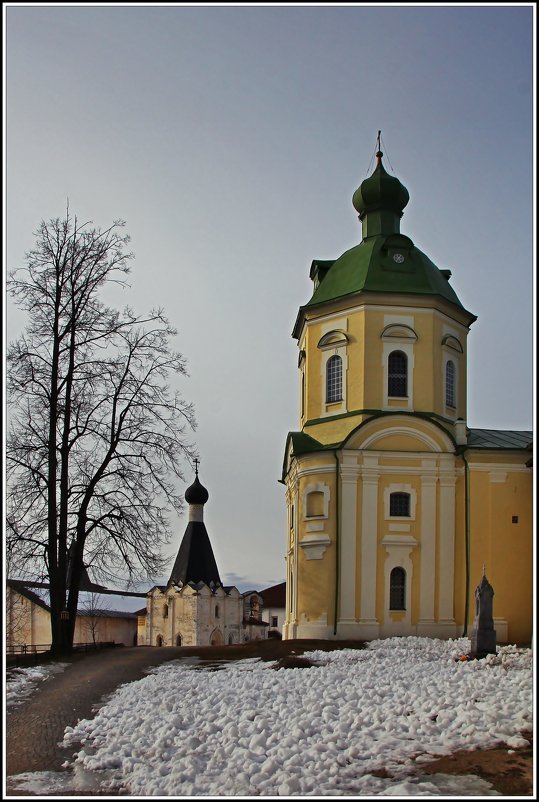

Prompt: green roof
[467,429,532,450]
[305,234,473,313]
[293,151,477,339]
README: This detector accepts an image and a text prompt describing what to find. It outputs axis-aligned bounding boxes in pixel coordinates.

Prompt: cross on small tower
[482,563,486,577]
[194,458,199,476]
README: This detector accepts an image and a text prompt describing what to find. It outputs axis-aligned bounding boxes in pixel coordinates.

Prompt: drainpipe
[455,419,471,637]
[461,451,471,637]
[334,450,340,636]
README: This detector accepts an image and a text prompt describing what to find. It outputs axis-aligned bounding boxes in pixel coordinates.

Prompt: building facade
[138,469,267,646]
[6,581,138,650]
[282,147,533,645]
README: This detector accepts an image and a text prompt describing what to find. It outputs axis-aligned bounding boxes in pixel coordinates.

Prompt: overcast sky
[4,3,534,597]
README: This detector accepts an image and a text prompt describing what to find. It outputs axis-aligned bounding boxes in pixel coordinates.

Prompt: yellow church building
[282,146,533,646]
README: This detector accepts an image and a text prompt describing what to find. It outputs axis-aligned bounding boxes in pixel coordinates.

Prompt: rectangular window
[390,492,410,517]
[388,351,407,397]
[271,616,278,628]
[445,360,456,407]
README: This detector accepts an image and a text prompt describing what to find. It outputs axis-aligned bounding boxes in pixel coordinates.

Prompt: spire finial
[482,563,486,577]
[194,457,199,477]
[376,130,383,162]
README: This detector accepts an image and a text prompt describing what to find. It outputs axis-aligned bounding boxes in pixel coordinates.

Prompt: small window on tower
[388,351,407,397]
[445,360,456,407]
[326,355,343,403]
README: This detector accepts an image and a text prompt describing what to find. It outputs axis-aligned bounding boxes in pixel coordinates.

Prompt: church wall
[300,302,470,445]
[466,455,532,644]
[286,456,337,638]
[142,585,245,647]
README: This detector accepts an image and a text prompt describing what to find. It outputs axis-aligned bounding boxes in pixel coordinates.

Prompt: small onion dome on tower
[352,149,409,220]
[184,470,209,506]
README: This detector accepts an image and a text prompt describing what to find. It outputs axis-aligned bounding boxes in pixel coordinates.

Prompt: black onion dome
[185,474,209,505]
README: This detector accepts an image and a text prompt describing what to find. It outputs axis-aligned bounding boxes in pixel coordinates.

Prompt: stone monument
[470,568,496,658]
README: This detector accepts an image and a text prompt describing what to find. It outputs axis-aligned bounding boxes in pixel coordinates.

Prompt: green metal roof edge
[466,428,533,450]
[303,407,457,429]
[281,430,338,481]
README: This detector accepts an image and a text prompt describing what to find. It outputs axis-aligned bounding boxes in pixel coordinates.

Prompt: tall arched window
[445,360,455,407]
[388,351,407,397]
[326,355,342,403]
[176,634,182,646]
[390,567,406,610]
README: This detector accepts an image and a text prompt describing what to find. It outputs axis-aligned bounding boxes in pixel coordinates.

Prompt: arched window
[228,634,234,645]
[445,360,455,407]
[390,567,406,610]
[156,635,163,647]
[176,634,182,646]
[390,492,411,517]
[388,351,407,397]
[162,603,168,618]
[326,355,342,403]
[215,604,220,619]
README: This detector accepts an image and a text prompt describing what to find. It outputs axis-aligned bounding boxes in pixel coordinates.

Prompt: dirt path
[6,646,186,778]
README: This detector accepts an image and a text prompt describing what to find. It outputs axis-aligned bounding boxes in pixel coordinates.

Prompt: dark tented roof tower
[168,466,222,589]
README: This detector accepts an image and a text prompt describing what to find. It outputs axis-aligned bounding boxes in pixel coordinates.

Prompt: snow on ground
[5,661,68,709]
[53,637,532,797]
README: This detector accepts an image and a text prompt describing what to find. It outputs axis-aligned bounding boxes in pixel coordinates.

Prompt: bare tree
[79,592,110,645]
[7,210,196,653]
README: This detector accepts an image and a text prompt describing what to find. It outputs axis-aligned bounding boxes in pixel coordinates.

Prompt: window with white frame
[384,485,417,520]
[388,350,408,397]
[390,492,411,517]
[326,355,342,403]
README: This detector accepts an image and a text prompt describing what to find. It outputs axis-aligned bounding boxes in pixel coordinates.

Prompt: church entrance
[210,628,223,646]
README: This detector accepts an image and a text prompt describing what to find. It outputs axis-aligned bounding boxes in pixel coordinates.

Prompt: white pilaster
[359,456,379,625]
[339,455,359,624]
[418,465,437,626]
[438,468,457,624]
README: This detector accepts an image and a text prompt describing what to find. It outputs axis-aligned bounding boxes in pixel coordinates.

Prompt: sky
[6,637,533,796]
[4,3,535,596]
